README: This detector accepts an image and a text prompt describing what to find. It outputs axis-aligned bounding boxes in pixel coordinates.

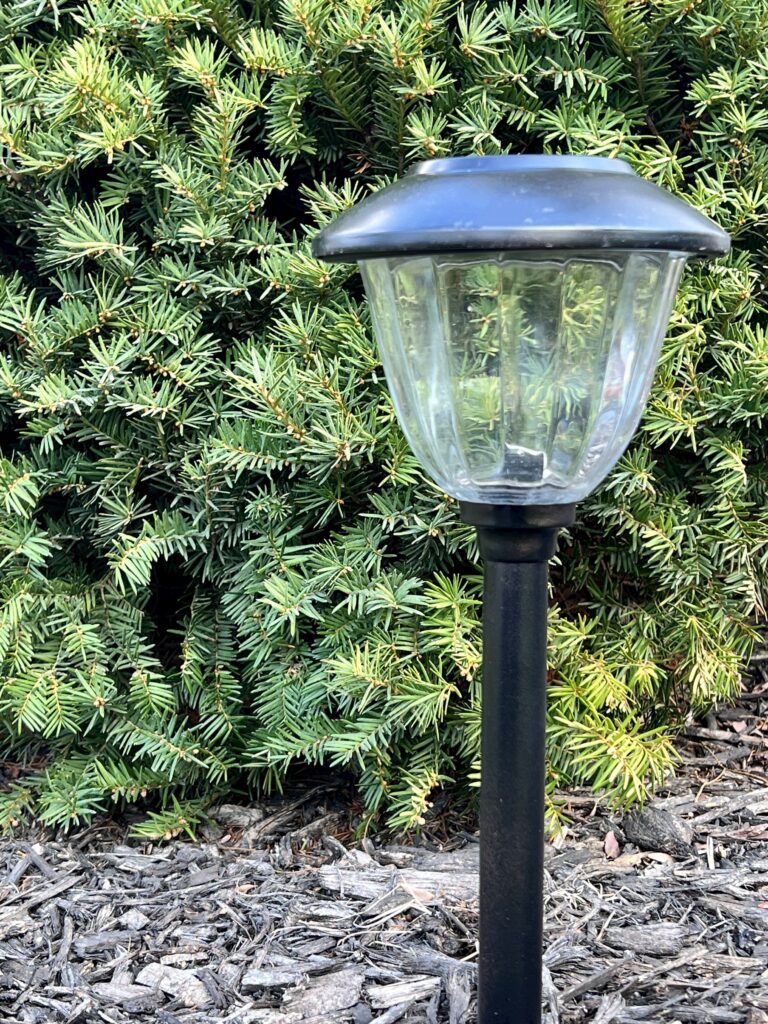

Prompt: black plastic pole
[460,503,576,1024]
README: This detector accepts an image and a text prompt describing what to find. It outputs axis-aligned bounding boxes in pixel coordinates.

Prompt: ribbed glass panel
[361,250,685,504]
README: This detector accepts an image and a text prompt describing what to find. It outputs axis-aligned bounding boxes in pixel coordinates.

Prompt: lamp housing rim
[311,155,731,262]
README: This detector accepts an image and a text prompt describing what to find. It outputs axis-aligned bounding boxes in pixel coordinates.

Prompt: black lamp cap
[312,155,730,262]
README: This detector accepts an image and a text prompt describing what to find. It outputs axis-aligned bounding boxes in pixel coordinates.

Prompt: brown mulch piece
[1,681,766,1022]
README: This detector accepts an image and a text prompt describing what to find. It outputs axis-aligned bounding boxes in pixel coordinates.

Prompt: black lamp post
[312,155,729,1024]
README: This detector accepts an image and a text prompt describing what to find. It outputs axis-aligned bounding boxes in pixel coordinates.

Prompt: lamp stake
[461,503,576,1023]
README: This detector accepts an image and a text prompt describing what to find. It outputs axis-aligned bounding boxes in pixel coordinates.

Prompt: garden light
[313,155,729,1024]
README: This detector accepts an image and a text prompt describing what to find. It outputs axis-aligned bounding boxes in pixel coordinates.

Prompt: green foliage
[0,0,763,832]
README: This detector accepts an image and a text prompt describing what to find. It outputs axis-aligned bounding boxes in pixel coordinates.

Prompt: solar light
[313,155,729,1024]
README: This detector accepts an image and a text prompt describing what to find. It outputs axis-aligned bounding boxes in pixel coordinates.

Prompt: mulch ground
[1,681,766,1024]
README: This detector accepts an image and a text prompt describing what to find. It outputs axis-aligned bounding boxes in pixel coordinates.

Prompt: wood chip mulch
[1,681,766,1024]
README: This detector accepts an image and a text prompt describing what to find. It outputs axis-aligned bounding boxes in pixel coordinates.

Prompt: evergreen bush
[0,0,764,835]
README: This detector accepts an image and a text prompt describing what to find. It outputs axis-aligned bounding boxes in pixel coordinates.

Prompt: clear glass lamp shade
[360,250,686,505]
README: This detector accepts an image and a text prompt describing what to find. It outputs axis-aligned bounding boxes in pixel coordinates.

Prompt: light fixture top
[312,155,730,261]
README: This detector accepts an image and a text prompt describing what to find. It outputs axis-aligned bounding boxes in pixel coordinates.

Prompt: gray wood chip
[367,975,441,1009]
[282,966,365,1014]
[90,981,162,1008]
[318,864,477,905]
[73,929,136,954]
[115,908,151,930]
[603,923,688,956]
[135,962,212,1007]
[242,966,307,991]
[622,806,694,857]
[0,910,36,939]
